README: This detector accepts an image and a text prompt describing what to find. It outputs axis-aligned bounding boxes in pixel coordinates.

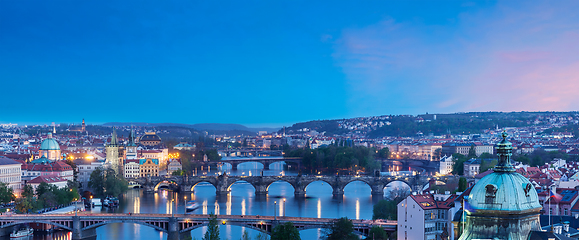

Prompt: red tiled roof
[28,175,68,184]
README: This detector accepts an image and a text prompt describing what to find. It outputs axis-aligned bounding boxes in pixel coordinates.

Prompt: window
[485,184,497,204]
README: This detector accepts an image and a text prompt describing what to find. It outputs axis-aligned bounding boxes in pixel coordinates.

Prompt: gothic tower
[81,119,86,132]
[106,129,121,175]
[125,127,138,160]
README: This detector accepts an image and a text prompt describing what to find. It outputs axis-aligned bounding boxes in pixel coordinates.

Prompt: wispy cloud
[333,1,579,115]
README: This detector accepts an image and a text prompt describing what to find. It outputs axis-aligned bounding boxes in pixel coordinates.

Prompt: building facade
[124,159,140,179]
[139,158,159,177]
[0,157,22,191]
[397,193,455,240]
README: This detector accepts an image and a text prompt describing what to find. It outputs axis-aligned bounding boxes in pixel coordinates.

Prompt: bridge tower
[106,129,121,175]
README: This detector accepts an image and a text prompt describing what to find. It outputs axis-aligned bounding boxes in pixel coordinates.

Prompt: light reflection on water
[17,162,410,240]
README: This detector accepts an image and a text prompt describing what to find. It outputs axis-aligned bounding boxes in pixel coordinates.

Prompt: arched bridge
[0,213,396,240]
[134,174,459,197]
[218,156,302,170]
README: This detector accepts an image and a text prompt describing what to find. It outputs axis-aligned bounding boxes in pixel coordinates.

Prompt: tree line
[192,214,392,240]
[283,145,384,174]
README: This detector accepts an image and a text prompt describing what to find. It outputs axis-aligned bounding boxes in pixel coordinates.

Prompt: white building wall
[397,197,425,240]
[0,163,21,191]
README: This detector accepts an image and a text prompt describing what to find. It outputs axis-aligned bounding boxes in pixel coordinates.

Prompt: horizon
[2,110,576,128]
[2,1,579,125]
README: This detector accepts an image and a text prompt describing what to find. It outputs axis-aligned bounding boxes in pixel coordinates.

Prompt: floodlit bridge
[0,213,396,240]
[218,156,302,170]
[133,174,459,197]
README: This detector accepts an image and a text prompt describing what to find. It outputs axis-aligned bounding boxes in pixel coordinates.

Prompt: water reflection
[15,163,413,240]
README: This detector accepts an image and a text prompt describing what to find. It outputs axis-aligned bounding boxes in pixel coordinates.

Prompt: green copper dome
[467,132,541,212]
[459,132,542,240]
[40,134,60,150]
[467,172,541,213]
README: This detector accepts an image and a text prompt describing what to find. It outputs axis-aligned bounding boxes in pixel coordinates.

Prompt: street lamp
[274,201,277,221]
[171,199,175,217]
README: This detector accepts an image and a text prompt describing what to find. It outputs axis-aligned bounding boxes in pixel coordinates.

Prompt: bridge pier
[371,186,385,197]
[180,184,193,192]
[294,188,306,197]
[72,216,97,240]
[231,163,238,170]
[262,162,270,170]
[167,217,182,240]
[332,187,344,198]
[255,185,268,195]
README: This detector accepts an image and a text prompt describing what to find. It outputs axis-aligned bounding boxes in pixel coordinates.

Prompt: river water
[21,162,413,240]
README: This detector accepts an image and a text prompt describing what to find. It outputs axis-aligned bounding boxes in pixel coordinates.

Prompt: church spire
[109,129,119,147]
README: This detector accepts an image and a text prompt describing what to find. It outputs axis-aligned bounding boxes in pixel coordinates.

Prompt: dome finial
[502,130,507,140]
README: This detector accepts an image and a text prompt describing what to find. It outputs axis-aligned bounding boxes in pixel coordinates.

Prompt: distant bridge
[218,156,302,170]
[0,213,396,240]
[133,174,459,197]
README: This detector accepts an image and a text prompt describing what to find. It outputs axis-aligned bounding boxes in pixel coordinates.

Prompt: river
[20,162,412,240]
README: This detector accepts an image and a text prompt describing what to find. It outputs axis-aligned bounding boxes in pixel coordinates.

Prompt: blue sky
[1,1,578,127]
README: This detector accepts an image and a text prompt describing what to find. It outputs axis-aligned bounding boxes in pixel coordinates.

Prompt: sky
[1,1,578,127]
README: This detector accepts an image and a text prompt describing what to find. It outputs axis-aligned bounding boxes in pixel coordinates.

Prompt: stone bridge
[134,174,459,197]
[218,156,302,170]
[0,213,396,240]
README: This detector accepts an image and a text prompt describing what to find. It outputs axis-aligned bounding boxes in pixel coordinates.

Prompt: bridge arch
[0,220,72,231]
[226,180,257,194]
[190,180,218,192]
[154,180,179,191]
[265,179,296,192]
[343,179,373,195]
[383,180,413,199]
[82,220,168,232]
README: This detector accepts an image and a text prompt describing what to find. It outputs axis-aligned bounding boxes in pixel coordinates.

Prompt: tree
[22,185,34,199]
[323,217,358,240]
[271,222,301,240]
[240,231,250,240]
[372,199,398,220]
[377,147,390,159]
[366,226,388,240]
[203,213,220,240]
[0,182,15,204]
[479,159,498,173]
[451,153,467,175]
[458,177,467,192]
[467,145,477,159]
[89,167,128,198]
[15,197,35,213]
[254,233,270,240]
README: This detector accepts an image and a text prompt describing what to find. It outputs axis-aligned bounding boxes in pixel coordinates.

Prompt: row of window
[0,167,20,174]
[0,177,20,183]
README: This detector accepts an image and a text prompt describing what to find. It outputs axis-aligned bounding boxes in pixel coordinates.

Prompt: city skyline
[2,1,578,126]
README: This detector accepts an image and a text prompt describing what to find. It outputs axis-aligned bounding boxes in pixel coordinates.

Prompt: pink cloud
[333,1,579,115]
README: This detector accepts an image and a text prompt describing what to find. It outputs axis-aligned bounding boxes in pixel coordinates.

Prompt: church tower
[125,127,138,160]
[106,129,121,175]
[81,119,86,132]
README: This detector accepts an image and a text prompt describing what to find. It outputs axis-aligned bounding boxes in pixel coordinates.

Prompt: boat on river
[10,227,33,238]
[185,201,199,212]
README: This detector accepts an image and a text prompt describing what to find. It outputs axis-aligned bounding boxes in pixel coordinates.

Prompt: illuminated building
[38,133,61,161]
[0,157,22,191]
[106,129,121,174]
[139,158,159,177]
